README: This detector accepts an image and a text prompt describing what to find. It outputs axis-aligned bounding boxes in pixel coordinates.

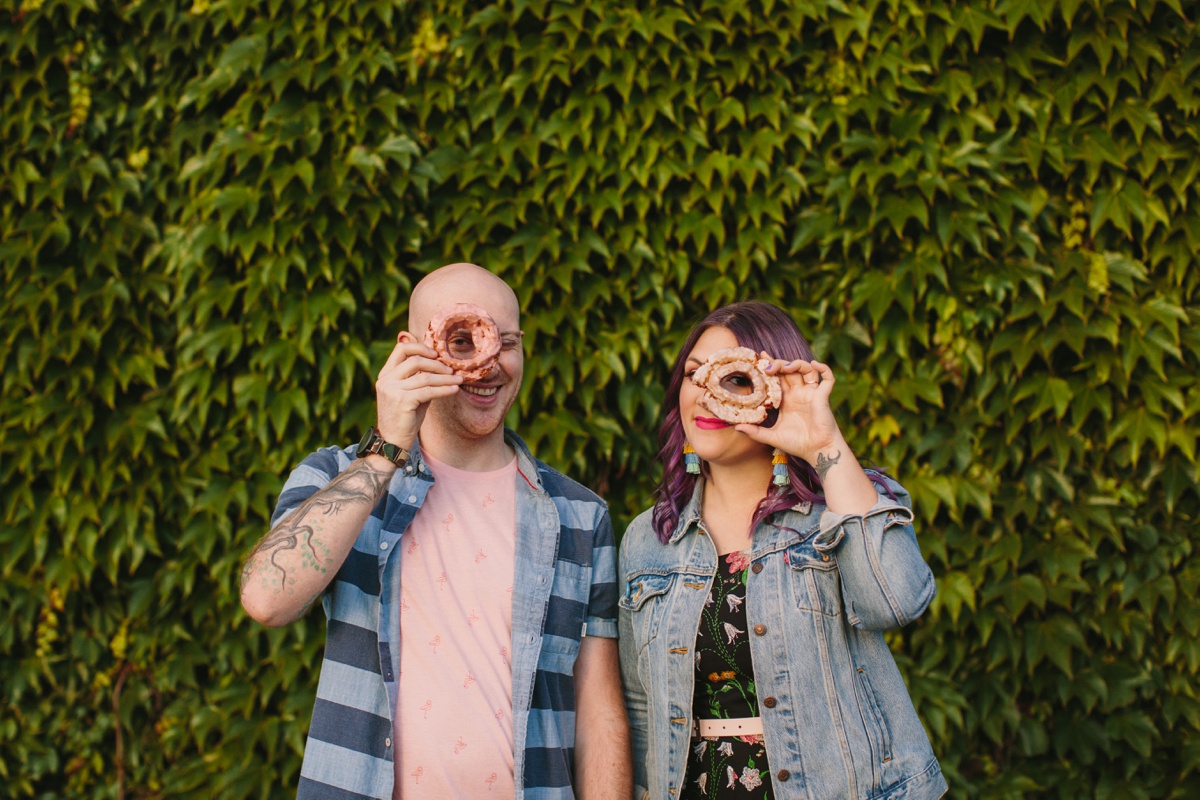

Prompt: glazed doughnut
[423,303,502,381]
[692,346,782,424]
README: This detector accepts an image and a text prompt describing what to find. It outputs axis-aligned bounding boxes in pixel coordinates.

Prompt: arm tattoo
[815,450,841,482]
[241,461,393,595]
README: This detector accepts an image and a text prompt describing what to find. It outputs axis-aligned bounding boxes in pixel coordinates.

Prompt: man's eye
[500,337,522,350]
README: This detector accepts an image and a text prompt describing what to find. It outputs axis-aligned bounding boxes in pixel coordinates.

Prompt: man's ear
[398,331,416,344]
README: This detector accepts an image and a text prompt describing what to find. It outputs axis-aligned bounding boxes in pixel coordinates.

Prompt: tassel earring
[772,448,789,487]
[684,443,701,475]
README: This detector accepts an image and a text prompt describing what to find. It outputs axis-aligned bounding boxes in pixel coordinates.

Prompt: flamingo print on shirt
[394,452,518,796]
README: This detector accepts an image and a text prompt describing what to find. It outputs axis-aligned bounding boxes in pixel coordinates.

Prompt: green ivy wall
[3,0,1198,796]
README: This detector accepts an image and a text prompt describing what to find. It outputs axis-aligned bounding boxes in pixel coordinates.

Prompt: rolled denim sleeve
[812,474,936,630]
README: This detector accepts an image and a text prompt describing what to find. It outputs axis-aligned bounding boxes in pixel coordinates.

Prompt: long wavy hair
[651,301,881,544]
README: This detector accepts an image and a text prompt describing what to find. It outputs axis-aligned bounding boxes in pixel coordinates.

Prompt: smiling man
[240,263,630,800]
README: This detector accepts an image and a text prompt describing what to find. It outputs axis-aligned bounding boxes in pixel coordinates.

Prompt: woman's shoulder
[622,506,657,540]
[619,506,664,556]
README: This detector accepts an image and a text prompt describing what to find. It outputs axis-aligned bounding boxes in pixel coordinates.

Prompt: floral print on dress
[681,549,774,800]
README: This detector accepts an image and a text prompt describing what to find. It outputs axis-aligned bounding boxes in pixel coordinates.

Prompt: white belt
[693,716,763,738]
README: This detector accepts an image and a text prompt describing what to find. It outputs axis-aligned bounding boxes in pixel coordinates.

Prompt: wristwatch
[357,426,410,467]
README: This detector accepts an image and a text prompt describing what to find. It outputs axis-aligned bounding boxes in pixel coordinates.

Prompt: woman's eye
[719,373,754,396]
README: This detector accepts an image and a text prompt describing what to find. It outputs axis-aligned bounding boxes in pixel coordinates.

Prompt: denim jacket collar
[667,478,821,546]
[667,480,705,544]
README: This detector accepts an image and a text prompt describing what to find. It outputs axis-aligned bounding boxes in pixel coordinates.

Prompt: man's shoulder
[529,457,608,510]
[296,443,356,473]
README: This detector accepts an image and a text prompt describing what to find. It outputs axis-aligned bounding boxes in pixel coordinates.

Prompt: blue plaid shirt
[271,430,619,800]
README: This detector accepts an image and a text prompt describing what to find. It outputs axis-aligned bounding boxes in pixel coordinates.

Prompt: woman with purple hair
[618,301,947,800]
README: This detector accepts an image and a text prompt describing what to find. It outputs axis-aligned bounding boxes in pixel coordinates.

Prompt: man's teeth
[463,385,499,397]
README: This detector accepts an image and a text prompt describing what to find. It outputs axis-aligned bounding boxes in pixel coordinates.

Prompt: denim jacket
[618,473,947,800]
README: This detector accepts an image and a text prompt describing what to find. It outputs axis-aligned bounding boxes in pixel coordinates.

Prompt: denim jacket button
[776,769,790,781]
[751,562,763,574]
[763,696,777,708]
[753,624,766,636]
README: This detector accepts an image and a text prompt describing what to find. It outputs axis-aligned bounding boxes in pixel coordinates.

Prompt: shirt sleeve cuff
[584,616,618,639]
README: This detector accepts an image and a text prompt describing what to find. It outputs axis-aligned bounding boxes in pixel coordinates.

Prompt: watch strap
[358,426,410,467]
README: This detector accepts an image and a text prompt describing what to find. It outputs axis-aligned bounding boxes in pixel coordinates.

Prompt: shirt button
[776,769,790,781]
[380,542,388,550]
[762,696,777,708]
[408,495,417,503]
[751,562,763,574]
[753,624,766,636]
[822,554,830,562]
[385,737,392,748]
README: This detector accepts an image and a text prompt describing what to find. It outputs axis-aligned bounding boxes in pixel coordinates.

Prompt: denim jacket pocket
[853,665,895,766]
[786,539,843,617]
[619,572,677,646]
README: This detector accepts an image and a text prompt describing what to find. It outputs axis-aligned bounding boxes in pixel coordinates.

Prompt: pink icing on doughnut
[423,303,502,381]
[692,346,782,424]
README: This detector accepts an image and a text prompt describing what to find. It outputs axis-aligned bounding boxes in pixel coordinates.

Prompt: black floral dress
[682,550,774,799]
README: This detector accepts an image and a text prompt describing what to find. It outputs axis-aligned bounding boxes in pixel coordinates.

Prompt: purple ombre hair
[651,301,884,544]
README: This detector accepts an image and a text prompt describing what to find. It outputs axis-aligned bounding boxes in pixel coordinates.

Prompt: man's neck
[418,428,515,472]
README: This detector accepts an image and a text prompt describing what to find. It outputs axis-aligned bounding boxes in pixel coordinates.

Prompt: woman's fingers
[733,422,773,444]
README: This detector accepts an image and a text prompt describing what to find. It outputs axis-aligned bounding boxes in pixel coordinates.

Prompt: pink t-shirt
[393,451,518,799]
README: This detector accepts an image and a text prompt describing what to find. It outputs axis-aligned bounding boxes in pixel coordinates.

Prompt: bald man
[241,264,630,800]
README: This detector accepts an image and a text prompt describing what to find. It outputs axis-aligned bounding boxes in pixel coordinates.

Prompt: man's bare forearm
[240,458,395,626]
[574,637,633,800]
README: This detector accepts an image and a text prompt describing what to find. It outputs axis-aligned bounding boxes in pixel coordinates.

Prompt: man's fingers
[397,383,461,405]
[380,353,455,385]
[377,370,463,400]
[395,354,458,381]
[377,340,446,381]
[378,340,412,377]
